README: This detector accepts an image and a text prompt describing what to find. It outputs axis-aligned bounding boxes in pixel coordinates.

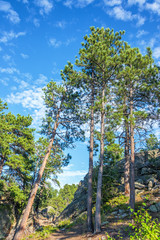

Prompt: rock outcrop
[0,204,15,240]
[56,150,160,221]
[56,174,88,222]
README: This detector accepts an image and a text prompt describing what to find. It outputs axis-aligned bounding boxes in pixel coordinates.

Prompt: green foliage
[102,194,129,214]
[129,206,160,239]
[23,225,58,240]
[145,134,160,150]
[46,184,78,216]
[57,219,72,228]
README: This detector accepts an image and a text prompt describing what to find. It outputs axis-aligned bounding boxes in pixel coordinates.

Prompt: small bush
[129,205,160,240]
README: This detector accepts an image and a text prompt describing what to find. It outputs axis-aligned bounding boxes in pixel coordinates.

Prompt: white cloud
[149,38,156,48]
[64,0,94,8]
[136,15,145,26]
[19,80,29,89]
[128,0,146,6]
[35,74,48,85]
[146,0,160,15]
[55,20,66,29]
[0,67,19,74]
[0,31,26,44]
[34,0,53,15]
[103,0,122,6]
[59,170,87,177]
[2,54,11,62]
[0,78,9,86]
[33,18,40,27]
[0,1,20,23]
[107,6,145,26]
[65,37,76,46]
[136,29,148,38]
[153,47,160,59]
[6,87,44,109]
[21,53,29,59]
[49,38,62,47]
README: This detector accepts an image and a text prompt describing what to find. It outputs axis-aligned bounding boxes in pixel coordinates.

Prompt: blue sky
[0,0,160,188]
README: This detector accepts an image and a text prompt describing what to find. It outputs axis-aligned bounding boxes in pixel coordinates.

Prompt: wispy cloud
[146,0,160,15]
[59,170,87,177]
[107,6,145,26]
[6,88,44,109]
[128,0,146,6]
[2,54,11,62]
[136,29,148,38]
[21,53,29,59]
[55,20,66,29]
[0,67,20,74]
[35,74,48,85]
[64,0,94,8]
[49,37,76,48]
[0,1,20,24]
[33,18,40,27]
[49,38,62,48]
[103,0,122,7]
[0,31,26,44]
[6,87,46,128]
[34,0,53,15]
[153,47,160,59]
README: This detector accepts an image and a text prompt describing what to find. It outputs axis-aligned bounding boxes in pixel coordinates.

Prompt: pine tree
[116,43,158,211]
[13,79,84,240]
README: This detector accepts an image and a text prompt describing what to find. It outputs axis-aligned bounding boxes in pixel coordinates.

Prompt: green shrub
[129,205,160,240]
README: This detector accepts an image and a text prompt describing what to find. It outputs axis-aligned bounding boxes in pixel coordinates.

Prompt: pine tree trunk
[13,117,60,240]
[94,86,105,233]
[129,86,135,211]
[0,156,5,178]
[87,78,94,232]
[124,98,130,197]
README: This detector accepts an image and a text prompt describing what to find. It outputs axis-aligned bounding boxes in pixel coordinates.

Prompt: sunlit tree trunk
[87,76,94,232]
[129,86,135,211]
[124,97,130,197]
[13,112,60,240]
[94,85,105,233]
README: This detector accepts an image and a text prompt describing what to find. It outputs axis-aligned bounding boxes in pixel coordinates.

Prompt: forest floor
[45,219,132,240]
[46,224,131,240]
[24,189,160,240]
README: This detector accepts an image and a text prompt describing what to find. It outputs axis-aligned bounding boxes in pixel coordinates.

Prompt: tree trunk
[87,76,94,232]
[124,98,130,197]
[94,86,105,233]
[129,86,135,211]
[13,116,60,240]
[0,156,5,178]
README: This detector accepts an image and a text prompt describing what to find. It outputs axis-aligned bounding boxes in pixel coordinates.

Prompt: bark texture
[124,98,130,197]
[87,80,94,232]
[129,86,135,211]
[94,87,105,233]
[13,115,60,240]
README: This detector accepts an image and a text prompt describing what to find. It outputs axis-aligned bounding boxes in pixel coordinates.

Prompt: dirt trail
[47,230,107,240]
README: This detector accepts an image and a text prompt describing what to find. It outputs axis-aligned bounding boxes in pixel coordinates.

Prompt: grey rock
[0,204,15,240]
[135,189,144,195]
[101,221,109,226]
[41,206,54,219]
[149,205,158,213]
[120,213,128,218]
[135,182,146,190]
[136,179,144,184]
[119,209,125,214]
[155,202,160,211]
